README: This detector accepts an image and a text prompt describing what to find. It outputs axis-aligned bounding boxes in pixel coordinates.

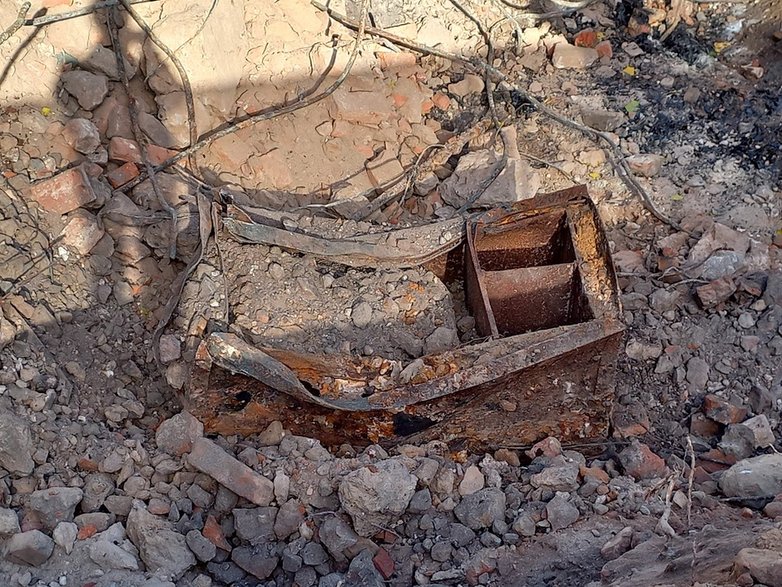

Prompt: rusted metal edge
[199,317,623,413]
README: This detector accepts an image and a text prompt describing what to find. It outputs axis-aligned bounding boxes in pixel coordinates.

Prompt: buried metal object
[184,186,624,450]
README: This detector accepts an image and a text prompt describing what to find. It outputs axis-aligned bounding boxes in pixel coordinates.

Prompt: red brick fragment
[373,547,395,579]
[27,165,96,214]
[574,29,598,48]
[595,40,613,59]
[702,394,747,425]
[203,514,231,551]
[106,162,139,188]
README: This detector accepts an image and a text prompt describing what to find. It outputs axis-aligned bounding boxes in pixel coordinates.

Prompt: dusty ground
[0,0,781,586]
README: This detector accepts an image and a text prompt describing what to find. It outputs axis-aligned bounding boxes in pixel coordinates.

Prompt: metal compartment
[183,186,624,450]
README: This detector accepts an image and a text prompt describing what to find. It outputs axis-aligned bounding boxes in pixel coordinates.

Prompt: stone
[431,540,452,562]
[618,441,668,480]
[60,210,104,255]
[126,503,196,580]
[686,358,710,390]
[274,499,304,540]
[600,526,633,560]
[138,112,179,149]
[453,488,506,531]
[447,74,485,96]
[188,438,274,506]
[511,512,535,537]
[156,334,181,364]
[408,488,432,513]
[351,301,373,328]
[186,529,217,562]
[52,521,77,554]
[3,530,54,566]
[156,411,203,456]
[425,326,459,355]
[494,449,520,467]
[319,516,359,559]
[89,540,140,570]
[734,548,782,587]
[741,415,775,448]
[28,487,83,530]
[720,424,756,460]
[696,277,736,307]
[82,473,115,512]
[61,70,109,110]
[459,465,485,496]
[233,507,277,543]
[258,421,285,446]
[62,118,101,154]
[702,394,747,425]
[625,154,664,177]
[27,165,96,215]
[231,543,278,580]
[595,40,613,58]
[545,494,579,531]
[301,542,329,565]
[338,458,416,536]
[552,42,598,68]
[720,454,782,499]
[440,139,539,208]
[0,508,20,536]
[345,549,384,587]
[530,463,580,492]
[580,108,624,131]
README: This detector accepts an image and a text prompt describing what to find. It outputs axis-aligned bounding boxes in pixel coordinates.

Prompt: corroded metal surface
[183,186,624,450]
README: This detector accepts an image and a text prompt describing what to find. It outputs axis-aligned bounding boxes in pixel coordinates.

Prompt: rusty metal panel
[182,186,624,451]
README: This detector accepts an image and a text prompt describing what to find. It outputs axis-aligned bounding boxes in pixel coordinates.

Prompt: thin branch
[118,0,198,170]
[108,6,178,259]
[0,1,30,46]
[118,0,371,194]
[310,0,683,232]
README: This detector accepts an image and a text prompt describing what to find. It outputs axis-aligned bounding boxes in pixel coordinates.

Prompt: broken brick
[187,437,274,506]
[373,547,395,579]
[59,210,105,256]
[27,166,96,214]
[146,144,177,166]
[702,394,748,425]
[595,40,613,59]
[432,92,451,110]
[618,441,668,480]
[696,277,736,308]
[376,51,417,71]
[108,137,142,164]
[574,29,598,48]
[690,411,721,439]
[202,514,231,551]
[106,162,140,188]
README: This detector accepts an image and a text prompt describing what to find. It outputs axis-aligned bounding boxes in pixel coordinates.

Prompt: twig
[107,6,177,259]
[685,434,696,581]
[449,0,500,128]
[490,0,524,55]
[655,475,678,538]
[23,0,157,27]
[118,0,198,170]
[518,151,575,182]
[310,1,683,232]
[118,0,371,194]
[0,1,30,46]
[400,142,445,204]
